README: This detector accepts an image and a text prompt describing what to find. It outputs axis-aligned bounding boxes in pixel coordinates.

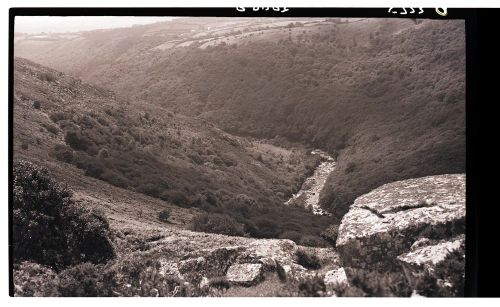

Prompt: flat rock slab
[226,263,264,286]
[398,236,464,268]
[178,246,244,280]
[237,239,298,270]
[277,262,308,281]
[398,236,465,296]
[336,174,465,270]
[324,267,349,291]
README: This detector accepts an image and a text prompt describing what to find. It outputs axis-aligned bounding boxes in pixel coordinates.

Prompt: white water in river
[285,149,335,216]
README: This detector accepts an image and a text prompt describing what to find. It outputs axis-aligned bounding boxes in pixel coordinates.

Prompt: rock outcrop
[157,239,339,293]
[335,174,466,296]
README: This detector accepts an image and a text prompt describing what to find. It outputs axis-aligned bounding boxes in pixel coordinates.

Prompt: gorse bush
[12,160,115,270]
[158,209,171,222]
[295,249,321,270]
[191,213,245,237]
[57,262,110,297]
[320,224,339,246]
[13,262,60,297]
[51,144,74,163]
[33,100,41,109]
[65,131,90,151]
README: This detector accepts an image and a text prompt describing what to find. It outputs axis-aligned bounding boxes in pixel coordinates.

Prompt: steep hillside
[14,17,466,222]
[13,57,334,244]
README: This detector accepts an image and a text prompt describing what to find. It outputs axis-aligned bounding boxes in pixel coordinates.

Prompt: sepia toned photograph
[11,12,466,297]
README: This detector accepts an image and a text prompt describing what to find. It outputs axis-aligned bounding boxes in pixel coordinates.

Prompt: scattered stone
[410,238,431,251]
[237,239,297,268]
[158,260,182,279]
[324,267,349,292]
[150,288,159,297]
[277,262,307,281]
[179,246,243,279]
[199,276,210,290]
[226,263,264,286]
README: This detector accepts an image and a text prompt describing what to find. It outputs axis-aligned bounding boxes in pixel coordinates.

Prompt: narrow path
[284,149,336,216]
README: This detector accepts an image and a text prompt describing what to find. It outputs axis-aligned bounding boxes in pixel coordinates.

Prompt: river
[284,149,335,216]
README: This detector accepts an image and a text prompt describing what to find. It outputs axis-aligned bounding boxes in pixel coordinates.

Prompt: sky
[15,16,179,34]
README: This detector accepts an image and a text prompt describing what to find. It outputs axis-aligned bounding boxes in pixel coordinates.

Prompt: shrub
[33,100,42,109]
[12,160,115,269]
[49,112,68,123]
[297,275,327,297]
[13,262,59,296]
[209,276,231,291]
[279,230,302,242]
[39,72,57,82]
[320,224,339,246]
[295,249,321,270]
[57,263,109,297]
[252,217,279,238]
[21,142,29,150]
[191,213,245,236]
[98,148,110,158]
[277,275,327,297]
[344,162,357,174]
[43,123,59,135]
[137,183,162,198]
[105,254,194,297]
[84,161,105,178]
[51,144,74,163]
[161,190,189,206]
[158,209,171,222]
[300,236,326,249]
[100,170,129,188]
[65,131,90,151]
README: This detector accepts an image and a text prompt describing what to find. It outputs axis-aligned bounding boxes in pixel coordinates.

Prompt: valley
[14,17,466,222]
[12,16,466,297]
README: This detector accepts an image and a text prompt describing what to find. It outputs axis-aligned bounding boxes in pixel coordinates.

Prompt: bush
[295,249,321,270]
[299,235,328,247]
[279,230,302,242]
[345,162,357,174]
[320,224,339,246]
[51,144,74,163]
[49,112,68,123]
[98,148,110,158]
[43,123,59,135]
[137,183,161,198]
[100,170,129,188]
[277,275,327,297]
[158,209,171,222]
[39,72,57,82]
[161,190,189,206]
[65,131,90,151]
[191,213,245,236]
[13,262,59,296]
[104,254,194,297]
[297,275,327,297]
[57,263,110,297]
[12,160,115,269]
[33,100,42,109]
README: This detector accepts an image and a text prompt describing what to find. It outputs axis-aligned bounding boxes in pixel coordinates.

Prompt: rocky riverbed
[285,149,335,215]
